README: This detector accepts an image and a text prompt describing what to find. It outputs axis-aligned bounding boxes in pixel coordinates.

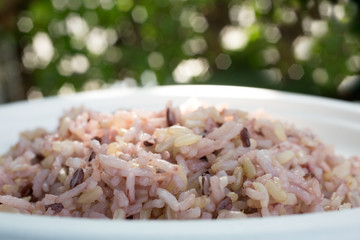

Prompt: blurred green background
[0,0,359,103]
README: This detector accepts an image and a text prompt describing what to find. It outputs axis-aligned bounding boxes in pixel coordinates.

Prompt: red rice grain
[0,101,359,219]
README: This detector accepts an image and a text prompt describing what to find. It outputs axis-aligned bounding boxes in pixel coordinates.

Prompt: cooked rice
[0,100,359,219]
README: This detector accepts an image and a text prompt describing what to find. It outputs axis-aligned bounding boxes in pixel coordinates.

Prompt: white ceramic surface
[0,85,360,240]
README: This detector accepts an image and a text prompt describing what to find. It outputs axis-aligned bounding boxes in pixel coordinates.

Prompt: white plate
[0,85,360,240]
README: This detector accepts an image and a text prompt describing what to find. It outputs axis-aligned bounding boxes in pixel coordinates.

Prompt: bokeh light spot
[190,15,208,33]
[180,10,208,33]
[71,54,90,74]
[312,68,328,85]
[346,55,360,72]
[302,16,312,33]
[106,28,118,45]
[83,79,103,91]
[86,27,108,55]
[27,87,43,100]
[67,0,82,10]
[148,52,164,70]
[255,0,272,14]
[22,46,37,70]
[58,83,76,95]
[141,70,158,87]
[263,68,282,83]
[17,16,33,33]
[281,8,297,24]
[262,47,280,65]
[117,0,133,12]
[229,5,241,23]
[173,58,209,83]
[66,14,89,39]
[310,20,328,37]
[131,5,148,24]
[264,25,281,43]
[84,0,99,9]
[57,56,73,76]
[49,19,66,37]
[288,64,304,80]
[182,37,207,56]
[105,46,122,63]
[52,0,67,11]
[220,26,249,51]
[215,53,232,70]
[293,36,314,61]
[111,77,137,88]
[319,1,333,18]
[100,0,115,10]
[334,4,345,21]
[33,32,54,68]
[238,5,256,27]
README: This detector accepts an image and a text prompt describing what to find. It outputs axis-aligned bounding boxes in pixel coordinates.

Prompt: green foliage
[13,0,360,100]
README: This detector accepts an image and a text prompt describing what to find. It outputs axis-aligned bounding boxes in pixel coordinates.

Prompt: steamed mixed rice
[0,100,359,220]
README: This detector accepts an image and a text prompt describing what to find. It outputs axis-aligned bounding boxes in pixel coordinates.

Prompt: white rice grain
[157,188,179,211]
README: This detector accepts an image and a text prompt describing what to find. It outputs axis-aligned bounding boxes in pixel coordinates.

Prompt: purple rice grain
[217,196,232,211]
[304,172,315,179]
[70,168,84,189]
[143,139,155,147]
[240,128,251,147]
[30,154,44,165]
[216,122,223,128]
[88,151,95,162]
[45,203,64,213]
[20,183,33,198]
[243,207,258,214]
[92,136,102,144]
[166,108,176,127]
[201,173,211,195]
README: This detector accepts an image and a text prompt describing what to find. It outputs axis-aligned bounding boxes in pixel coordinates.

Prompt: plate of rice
[0,85,360,240]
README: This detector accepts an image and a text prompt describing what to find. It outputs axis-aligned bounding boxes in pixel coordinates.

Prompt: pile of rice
[0,100,359,220]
